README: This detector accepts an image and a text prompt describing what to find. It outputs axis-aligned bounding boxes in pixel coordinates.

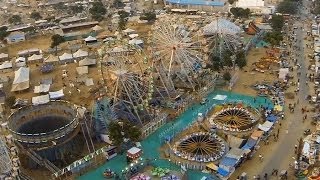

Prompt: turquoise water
[78,90,272,180]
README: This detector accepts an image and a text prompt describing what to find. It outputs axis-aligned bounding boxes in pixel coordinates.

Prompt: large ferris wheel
[102,50,154,125]
[203,18,242,60]
[151,21,204,97]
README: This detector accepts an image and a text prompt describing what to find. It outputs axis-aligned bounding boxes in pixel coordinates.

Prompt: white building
[234,0,275,14]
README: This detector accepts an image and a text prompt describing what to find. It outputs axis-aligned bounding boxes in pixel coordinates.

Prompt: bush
[230,7,250,18]
[5,96,16,108]
[223,71,231,82]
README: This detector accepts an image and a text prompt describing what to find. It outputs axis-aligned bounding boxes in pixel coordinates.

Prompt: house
[0,53,9,62]
[6,31,25,44]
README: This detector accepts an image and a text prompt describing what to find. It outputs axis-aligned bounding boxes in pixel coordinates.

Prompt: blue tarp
[219,157,238,167]
[266,114,278,122]
[217,167,230,177]
[241,138,257,150]
[166,0,224,6]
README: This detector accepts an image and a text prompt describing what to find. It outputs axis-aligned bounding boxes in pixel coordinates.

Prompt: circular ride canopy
[203,18,241,36]
[210,106,258,131]
[174,132,225,162]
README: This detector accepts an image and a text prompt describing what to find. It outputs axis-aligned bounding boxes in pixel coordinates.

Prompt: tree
[222,50,233,67]
[89,1,107,21]
[112,0,125,8]
[53,2,66,11]
[228,0,235,4]
[235,51,247,69]
[139,11,156,22]
[230,7,250,18]
[30,11,42,20]
[277,0,298,14]
[223,71,231,82]
[108,121,141,147]
[4,96,16,108]
[50,34,65,54]
[9,15,22,24]
[210,56,222,71]
[0,26,9,41]
[70,5,84,14]
[270,15,284,31]
[118,10,129,30]
[263,31,283,46]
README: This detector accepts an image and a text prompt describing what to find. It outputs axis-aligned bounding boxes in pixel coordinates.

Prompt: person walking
[259,154,263,162]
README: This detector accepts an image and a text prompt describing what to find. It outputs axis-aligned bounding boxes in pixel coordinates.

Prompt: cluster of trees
[51,34,65,54]
[264,15,284,46]
[108,120,141,147]
[313,1,320,15]
[0,26,9,41]
[30,11,42,20]
[139,11,157,22]
[230,7,250,18]
[9,15,22,24]
[89,1,107,21]
[210,50,247,71]
[276,0,298,14]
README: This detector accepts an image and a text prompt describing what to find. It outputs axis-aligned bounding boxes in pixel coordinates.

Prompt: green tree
[108,121,141,147]
[0,26,9,40]
[270,15,284,31]
[89,1,107,21]
[277,0,298,14]
[118,10,129,30]
[50,34,65,54]
[9,15,22,24]
[113,0,124,8]
[139,11,156,22]
[210,56,222,71]
[223,71,231,82]
[53,2,66,11]
[230,7,250,18]
[263,31,283,46]
[235,51,247,69]
[4,96,16,108]
[30,11,42,20]
[222,50,233,67]
[70,5,84,14]
[228,0,235,4]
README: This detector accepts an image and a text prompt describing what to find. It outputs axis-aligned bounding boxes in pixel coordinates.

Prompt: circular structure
[7,101,80,149]
[172,132,226,162]
[152,21,204,95]
[203,18,242,59]
[102,51,153,125]
[209,105,259,132]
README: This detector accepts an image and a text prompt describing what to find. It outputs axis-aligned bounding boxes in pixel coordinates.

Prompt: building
[164,0,225,12]
[6,31,25,44]
[234,0,275,14]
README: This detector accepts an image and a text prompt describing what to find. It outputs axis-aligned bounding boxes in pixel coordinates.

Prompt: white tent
[49,89,64,99]
[76,66,88,75]
[11,67,29,91]
[123,28,136,34]
[258,121,274,132]
[28,54,43,63]
[213,94,227,101]
[34,84,50,93]
[278,68,289,80]
[15,56,26,63]
[84,36,97,42]
[85,78,94,86]
[32,94,50,105]
[44,55,59,64]
[128,39,143,46]
[0,53,9,60]
[59,53,73,63]
[79,58,96,66]
[0,61,13,70]
[73,49,88,59]
[128,34,139,39]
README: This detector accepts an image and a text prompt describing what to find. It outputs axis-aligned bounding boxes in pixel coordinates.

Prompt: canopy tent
[217,167,230,177]
[213,95,227,101]
[32,94,50,105]
[127,147,142,159]
[40,78,53,85]
[59,53,73,63]
[226,148,250,160]
[84,36,97,42]
[15,56,26,63]
[273,105,283,112]
[278,68,289,80]
[123,28,136,34]
[241,137,257,150]
[16,61,26,68]
[0,53,9,60]
[258,121,274,132]
[85,78,94,86]
[128,39,144,47]
[219,156,238,167]
[129,34,139,39]
[73,49,88,59]
[206,163,218,171]
[28,54,43,63]
[227,135,245,148]
[34,84,50,93]
[49,89,64,99]
[44,55,59,64]
[11,67,29,92]
[250,130,264,140]
[266,114,278,122]
[92,25,103,31]
[76,66,88,75]
[0,61,13,70]
[40,64,54,73]
[79,58,96,66]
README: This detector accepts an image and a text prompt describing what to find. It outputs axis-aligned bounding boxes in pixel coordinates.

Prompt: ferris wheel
[102,50,153,125]
[151,21,204,97]
[203,18,242,59]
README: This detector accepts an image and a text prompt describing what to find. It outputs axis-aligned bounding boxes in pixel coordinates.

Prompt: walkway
[78,90,271,180]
